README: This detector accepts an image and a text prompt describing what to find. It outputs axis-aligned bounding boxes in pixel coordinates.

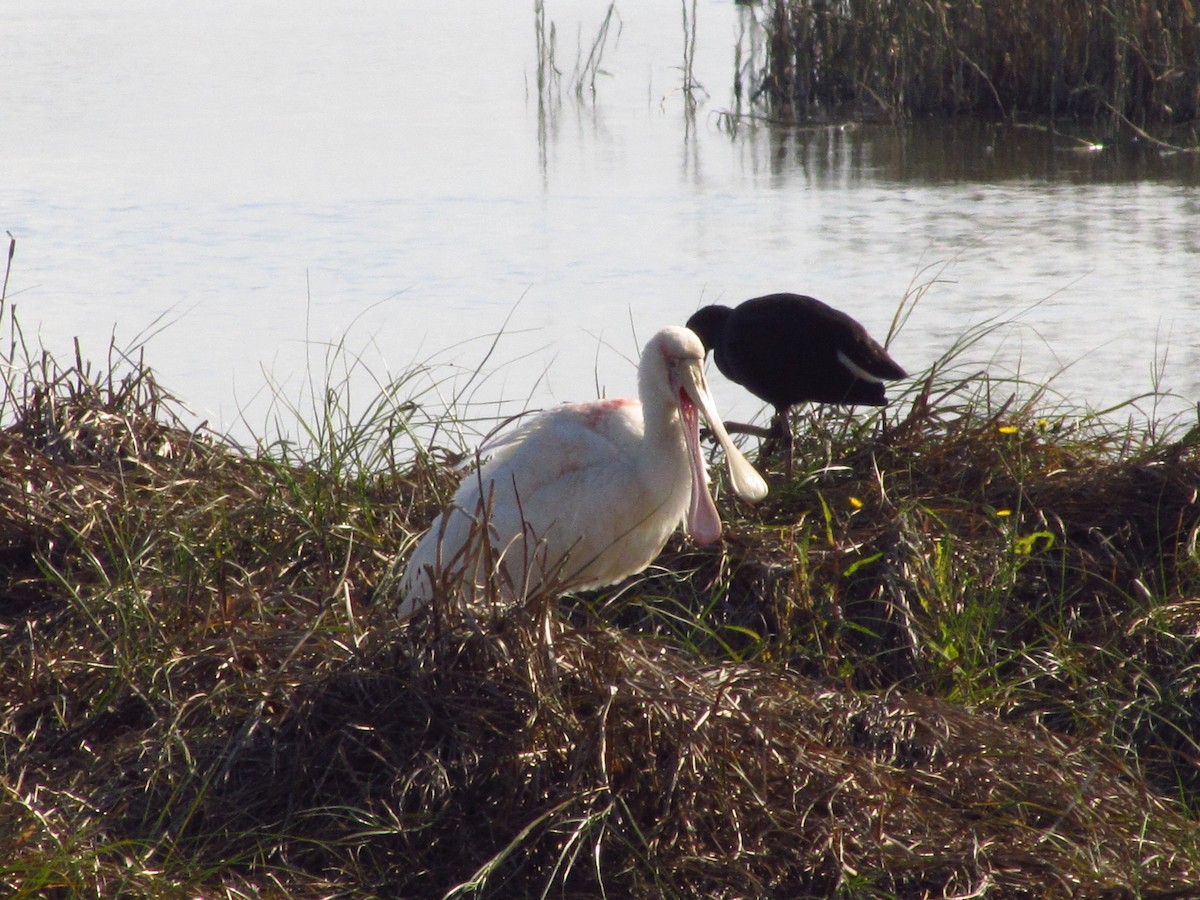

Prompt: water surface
[3,1,1197,443]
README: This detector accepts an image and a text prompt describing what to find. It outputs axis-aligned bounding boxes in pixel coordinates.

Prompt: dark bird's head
[684,305,732,355]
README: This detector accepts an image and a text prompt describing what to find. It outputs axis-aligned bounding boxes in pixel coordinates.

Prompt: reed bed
[2,282,1200,895]
[753,0,1200,132]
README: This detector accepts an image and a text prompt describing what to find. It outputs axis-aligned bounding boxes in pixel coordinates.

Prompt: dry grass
[2,279,1200,895]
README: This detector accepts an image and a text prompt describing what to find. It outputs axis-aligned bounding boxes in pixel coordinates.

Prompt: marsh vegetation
[4,8,1199,895]
[745,0,1199,146]
[2,253,1199,896]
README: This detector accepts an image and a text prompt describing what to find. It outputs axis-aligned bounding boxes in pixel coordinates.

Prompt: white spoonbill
[396,325,768,620]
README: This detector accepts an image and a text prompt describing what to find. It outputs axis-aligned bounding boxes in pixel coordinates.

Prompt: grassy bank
[752,0,1200,134]
[2,285,1200,896]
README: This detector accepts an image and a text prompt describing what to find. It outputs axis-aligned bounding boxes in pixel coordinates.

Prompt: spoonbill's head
[643,326,768,544]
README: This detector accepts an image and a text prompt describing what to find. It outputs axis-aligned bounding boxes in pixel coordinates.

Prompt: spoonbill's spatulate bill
[397,326,767,620]
[686,293,907,464]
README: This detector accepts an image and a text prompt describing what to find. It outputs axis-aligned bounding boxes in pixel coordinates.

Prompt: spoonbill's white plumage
[397,326,767,620]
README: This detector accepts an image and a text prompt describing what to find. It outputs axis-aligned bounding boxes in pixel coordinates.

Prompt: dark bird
[685,293,907,473]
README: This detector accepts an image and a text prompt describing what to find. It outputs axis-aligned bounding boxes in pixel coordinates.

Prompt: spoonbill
[685,293,907,473]
[396,325,768,620]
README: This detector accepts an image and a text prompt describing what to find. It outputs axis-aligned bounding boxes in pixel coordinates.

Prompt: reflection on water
[723,118,1200,189]
[813,121,1197,186]
[3,0,1198,443]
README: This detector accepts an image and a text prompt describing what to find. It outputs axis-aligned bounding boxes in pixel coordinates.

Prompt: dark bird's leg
[759,410,782,458]
[780,415,796,480]
[714,421,775,440]
[699,421,774,445]
[760,406,796,478]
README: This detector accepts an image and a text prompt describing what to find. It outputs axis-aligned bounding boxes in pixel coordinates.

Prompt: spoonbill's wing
[413,400,685,600]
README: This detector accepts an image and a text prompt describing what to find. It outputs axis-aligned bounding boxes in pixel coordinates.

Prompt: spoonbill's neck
[638,356,685,447]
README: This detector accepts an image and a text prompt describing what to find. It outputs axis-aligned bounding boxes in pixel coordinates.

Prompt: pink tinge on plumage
[580,397,637,430]
[680,387,721,544]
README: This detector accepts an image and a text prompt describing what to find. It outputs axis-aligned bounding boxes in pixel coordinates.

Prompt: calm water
[4,1,1199,445]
